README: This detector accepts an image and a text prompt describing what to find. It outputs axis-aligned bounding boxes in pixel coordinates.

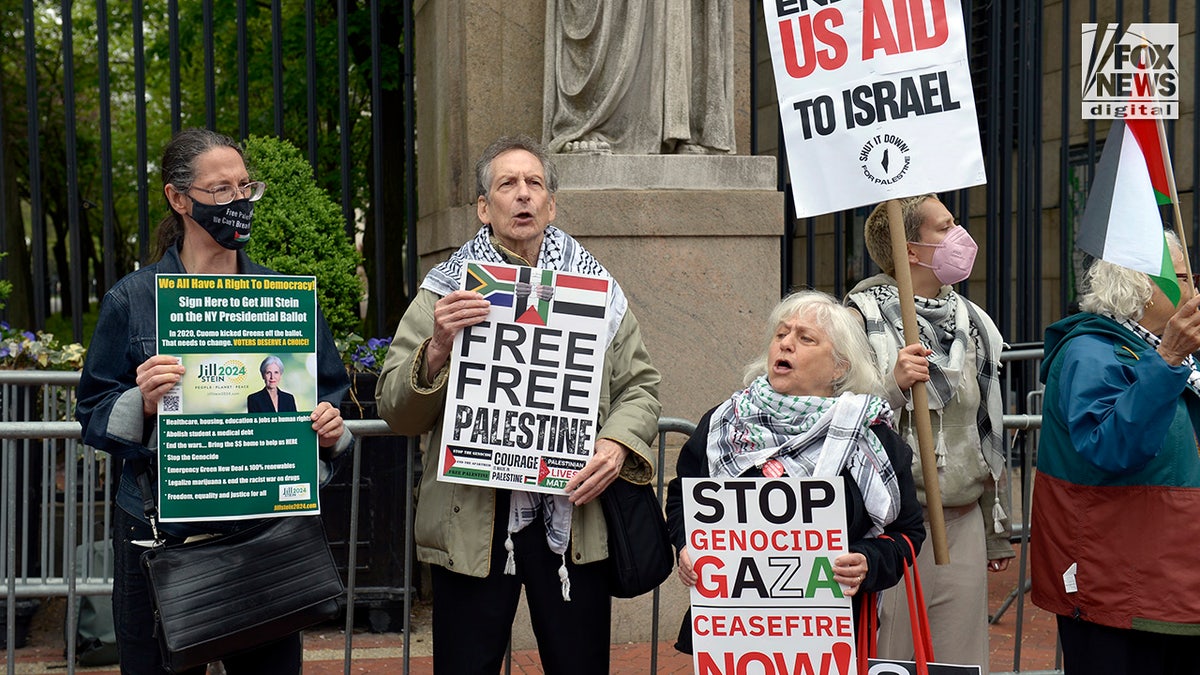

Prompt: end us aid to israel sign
[764,0,986,217]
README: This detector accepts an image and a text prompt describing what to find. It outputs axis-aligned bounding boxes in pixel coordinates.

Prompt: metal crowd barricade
[0,370,104,675]
[3,353,1056,675]
[646,417,696,674]
[0,370,405,675]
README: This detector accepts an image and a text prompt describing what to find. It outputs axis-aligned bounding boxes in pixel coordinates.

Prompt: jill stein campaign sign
[763,0,986,216]
[437,262,609,494]
[683,477,856,674]
[155,274,321,521]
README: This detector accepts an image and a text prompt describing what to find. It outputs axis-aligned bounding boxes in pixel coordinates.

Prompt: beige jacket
[377,283,661,578]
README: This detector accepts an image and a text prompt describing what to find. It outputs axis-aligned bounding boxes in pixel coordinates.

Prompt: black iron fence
[0,0,416,342]
[6,2,1197,351]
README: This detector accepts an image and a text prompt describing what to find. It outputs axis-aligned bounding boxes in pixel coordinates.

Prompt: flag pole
[1155,118,1192,276]
[886,199,950,565]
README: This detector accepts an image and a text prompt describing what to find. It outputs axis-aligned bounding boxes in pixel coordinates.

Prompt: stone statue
[542,0,735,155]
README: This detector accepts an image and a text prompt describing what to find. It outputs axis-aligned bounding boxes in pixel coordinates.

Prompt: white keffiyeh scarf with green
[705,377,902,536]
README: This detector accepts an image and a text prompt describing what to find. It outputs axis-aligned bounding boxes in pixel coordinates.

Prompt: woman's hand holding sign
[832,552,869,597]
[310,401,344,448]
[676,547,698,587]
[137,354,186,415]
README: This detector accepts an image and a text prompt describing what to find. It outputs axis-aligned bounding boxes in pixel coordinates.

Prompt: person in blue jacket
[1031,232,1200,674]
[76,128,351,675]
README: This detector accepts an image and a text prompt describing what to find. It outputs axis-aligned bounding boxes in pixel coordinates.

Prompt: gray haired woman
[664,290,926,653]
[248,355,297,412]
[1031,232,1200,674]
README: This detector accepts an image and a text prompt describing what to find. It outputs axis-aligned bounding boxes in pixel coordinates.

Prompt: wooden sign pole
[885,199,950,565]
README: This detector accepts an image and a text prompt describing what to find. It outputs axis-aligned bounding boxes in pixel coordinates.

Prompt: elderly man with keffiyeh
[847,194,1014,674]
[664,290,926,654]
[375,135,661,675]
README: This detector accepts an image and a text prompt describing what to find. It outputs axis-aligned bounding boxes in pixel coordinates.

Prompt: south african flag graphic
[466,264,516,307]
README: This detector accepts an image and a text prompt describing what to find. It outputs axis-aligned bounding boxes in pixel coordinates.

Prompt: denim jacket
[75,244,351,535]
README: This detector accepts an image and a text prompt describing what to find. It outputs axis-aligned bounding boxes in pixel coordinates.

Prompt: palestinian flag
[1126,118,1173,205]
[1077,119,1179,304]
[514,267,553,326]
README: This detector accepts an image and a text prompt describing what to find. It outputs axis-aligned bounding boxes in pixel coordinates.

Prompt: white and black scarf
[848,275,1007,532]
[422,224,626,345]
[422,224,626,600]
[706,378,901,536]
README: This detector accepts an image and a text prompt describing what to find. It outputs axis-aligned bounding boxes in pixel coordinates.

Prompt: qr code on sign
[161,393,181,413]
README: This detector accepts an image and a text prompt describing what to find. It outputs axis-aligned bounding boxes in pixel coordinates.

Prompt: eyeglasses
[1175,272,1200,288]
[186,181,266,205]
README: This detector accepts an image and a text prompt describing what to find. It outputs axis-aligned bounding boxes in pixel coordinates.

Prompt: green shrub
[0,252,11,312]
[242,135,364,335]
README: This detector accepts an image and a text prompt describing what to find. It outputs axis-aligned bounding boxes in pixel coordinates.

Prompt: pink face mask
[910,225,978,285]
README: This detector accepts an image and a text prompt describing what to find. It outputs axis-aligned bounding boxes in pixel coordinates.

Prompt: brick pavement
[11,545,1058,674]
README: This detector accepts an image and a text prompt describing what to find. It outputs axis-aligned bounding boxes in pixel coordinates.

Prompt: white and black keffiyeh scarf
[848,275,1008,532]
[422,224,627,346]
[422,224,627,600]
[705,378,902,536]
[1120,317,1200,395]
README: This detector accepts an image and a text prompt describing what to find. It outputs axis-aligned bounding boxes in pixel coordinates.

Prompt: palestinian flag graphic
[552,272,609,319]
[1077,119,1179,304]
[440,445,492,482]
[466,264,516,307]
[514,267,554,326]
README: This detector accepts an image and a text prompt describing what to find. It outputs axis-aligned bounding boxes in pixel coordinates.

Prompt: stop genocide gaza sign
[763,0,987,217]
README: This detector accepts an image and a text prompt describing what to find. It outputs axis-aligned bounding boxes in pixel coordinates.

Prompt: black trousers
[112,506,303,675]
[430,490,611,675]
[1057,615,1200,675]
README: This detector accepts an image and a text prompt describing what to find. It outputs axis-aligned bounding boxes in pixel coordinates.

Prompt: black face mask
[189,197,253,250]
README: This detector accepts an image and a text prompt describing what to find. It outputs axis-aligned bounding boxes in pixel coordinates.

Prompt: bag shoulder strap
[858,533,932,675]
[130,459,163,545]
[857,589,879,672]
[897,534,934,665]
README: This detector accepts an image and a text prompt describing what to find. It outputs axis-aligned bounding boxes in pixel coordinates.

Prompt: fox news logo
[1082,23,1178,119]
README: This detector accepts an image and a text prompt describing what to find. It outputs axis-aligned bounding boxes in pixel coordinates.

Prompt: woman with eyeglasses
[76,128,351,674]
[1031,230,1200,674]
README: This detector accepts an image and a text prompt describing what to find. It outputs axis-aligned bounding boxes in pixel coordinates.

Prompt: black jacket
[247,387,298,413]
[664,407,926,653]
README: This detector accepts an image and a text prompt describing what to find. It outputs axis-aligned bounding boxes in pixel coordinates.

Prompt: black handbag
[135,468,343,673]
[599,476,674,598]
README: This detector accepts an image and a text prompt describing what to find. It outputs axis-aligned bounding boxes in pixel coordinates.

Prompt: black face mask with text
[189,197,253,250]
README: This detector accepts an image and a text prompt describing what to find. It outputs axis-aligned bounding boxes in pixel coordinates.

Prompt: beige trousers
[876,503,990,674]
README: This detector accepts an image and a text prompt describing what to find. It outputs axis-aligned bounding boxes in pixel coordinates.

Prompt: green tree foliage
[243,135,363,336]
[0,252,11,311]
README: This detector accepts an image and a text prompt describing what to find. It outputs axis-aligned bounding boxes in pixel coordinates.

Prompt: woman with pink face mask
[845,194,1014,674]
